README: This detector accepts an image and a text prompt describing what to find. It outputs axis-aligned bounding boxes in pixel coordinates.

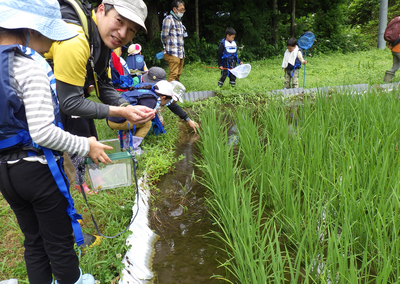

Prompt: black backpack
[58,0,109,97]
[58,0,93,43]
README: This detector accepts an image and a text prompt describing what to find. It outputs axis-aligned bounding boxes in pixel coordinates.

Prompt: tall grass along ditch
[197,90,400,283]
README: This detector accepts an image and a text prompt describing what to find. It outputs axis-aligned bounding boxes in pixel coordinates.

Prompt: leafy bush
[133,11,377,67]
[183,34,218,64]
[312,27,373,55]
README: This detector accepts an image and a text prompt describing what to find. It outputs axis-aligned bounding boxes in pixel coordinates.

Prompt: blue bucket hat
[0,0,78,41]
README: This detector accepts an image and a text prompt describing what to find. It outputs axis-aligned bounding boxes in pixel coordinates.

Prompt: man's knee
[164,53,180,64]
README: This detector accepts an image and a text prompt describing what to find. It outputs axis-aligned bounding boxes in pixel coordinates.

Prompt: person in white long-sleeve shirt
[0,0,112,283]
[282,37,307,88]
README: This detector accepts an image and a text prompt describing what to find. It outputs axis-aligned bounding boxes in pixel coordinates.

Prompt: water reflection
[150,132,230,284]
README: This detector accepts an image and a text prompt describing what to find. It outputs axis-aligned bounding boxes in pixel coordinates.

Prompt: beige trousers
[164,53,184,81]
[284,68,300,88]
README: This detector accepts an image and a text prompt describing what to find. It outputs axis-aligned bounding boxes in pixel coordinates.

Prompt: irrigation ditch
[149,130,232,283]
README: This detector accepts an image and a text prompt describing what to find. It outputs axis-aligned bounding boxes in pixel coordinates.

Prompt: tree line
[92,0,400,64]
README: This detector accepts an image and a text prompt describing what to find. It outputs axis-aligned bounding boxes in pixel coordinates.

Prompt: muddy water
[150,132,231,284]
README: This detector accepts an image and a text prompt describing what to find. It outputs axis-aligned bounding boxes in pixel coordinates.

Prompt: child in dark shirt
[217,27,243,88]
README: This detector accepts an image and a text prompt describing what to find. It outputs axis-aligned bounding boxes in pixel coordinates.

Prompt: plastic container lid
[85,151,132,164]
[99,138,121,155]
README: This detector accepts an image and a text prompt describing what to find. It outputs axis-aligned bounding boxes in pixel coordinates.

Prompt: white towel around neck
[282,46,299,68]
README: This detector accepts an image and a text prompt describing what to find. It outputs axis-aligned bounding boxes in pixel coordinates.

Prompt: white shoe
[53,268,95,284]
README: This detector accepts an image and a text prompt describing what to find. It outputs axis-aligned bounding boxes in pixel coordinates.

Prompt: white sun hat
[154,80,182,102]
[103,0,148,33]
[0,0,78,41]
[154,80,174,96]
[128,43,142,55]
[170,81,185,103]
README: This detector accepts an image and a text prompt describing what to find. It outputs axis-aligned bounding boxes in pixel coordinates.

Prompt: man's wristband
[185,117,191,122]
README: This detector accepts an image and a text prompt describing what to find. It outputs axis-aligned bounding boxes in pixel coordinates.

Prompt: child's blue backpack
[106,87,165,135]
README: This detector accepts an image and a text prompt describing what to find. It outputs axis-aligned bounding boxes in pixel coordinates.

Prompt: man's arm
[161,16,172,50]
[57,72,128,118]
[57,80,110,118]
[57,80,156,124]
[97,76,127,106]
[217,41,224,66]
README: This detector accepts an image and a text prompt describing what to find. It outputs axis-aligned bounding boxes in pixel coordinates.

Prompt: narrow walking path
[182,82,400,102]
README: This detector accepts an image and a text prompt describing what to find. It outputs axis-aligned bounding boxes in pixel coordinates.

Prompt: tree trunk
[145,1,160,41]
[291,0,296,38]
[272,0,278,46]
[195,0,199,38]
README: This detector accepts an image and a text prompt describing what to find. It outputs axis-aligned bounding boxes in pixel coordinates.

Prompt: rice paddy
[197,89,400,283]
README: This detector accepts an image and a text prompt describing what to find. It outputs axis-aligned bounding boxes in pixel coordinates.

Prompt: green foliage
[239,42,283,62]
[121,0,393,65]
[347,0,379,26]
[183,35,218,64]
[78,234,129,282]
[344,0,400,48]
[313,0,348,37]
[311,27,373,55]
[138,108,182,183]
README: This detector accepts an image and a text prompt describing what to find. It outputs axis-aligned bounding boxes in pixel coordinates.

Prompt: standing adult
[45,0,156,192]
[384,42,400,82]
[161,0,187,82]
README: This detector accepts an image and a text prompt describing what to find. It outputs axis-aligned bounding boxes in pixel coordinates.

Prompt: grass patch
[181,48,394,94]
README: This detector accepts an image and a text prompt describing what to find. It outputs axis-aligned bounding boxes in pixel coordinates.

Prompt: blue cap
[0,0,78,41]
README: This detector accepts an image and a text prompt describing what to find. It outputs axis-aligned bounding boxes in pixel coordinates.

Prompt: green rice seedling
[198,109,271,283]
[234,107,264,171]
[197,88,400,283]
